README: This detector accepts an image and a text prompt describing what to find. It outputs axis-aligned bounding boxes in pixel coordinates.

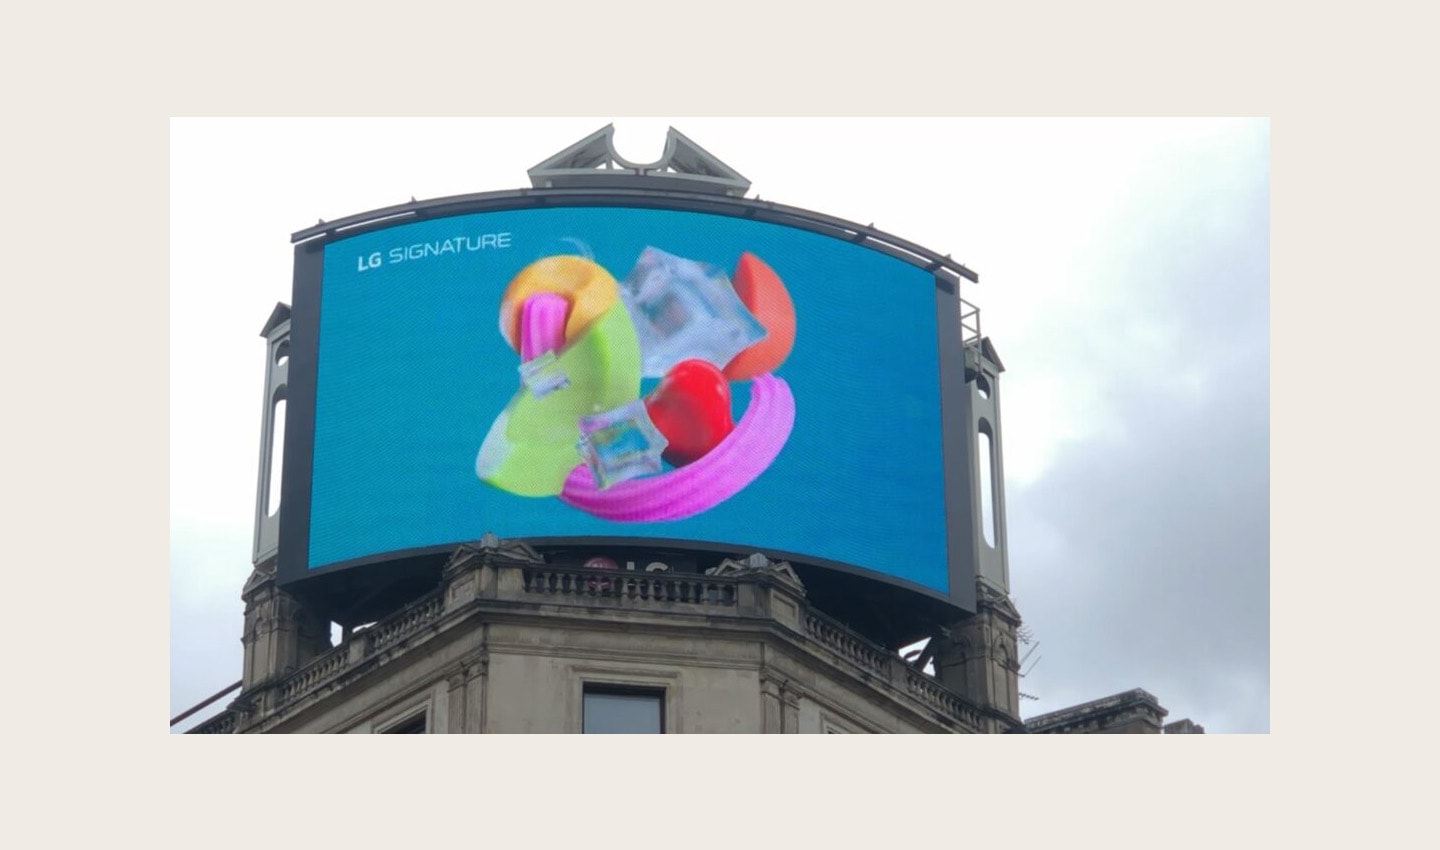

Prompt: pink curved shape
[559,374,795,522]
[519,293,570,362]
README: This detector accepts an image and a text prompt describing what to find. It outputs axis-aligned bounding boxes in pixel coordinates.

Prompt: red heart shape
[644,359,736,467]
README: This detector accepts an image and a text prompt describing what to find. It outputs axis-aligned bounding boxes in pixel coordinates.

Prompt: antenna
[1019,640,1039,669]
[1016,619,1040,677]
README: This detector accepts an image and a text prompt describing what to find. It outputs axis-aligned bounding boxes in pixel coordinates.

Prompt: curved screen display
[290,203,959,599]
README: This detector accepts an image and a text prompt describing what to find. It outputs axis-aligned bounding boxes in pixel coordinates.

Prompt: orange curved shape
[498,256,621,352]
[723,253,796,381]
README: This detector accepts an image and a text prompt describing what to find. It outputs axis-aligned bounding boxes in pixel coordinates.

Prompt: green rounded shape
[476,303,641,496]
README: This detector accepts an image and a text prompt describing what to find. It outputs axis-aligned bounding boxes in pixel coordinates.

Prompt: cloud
[1011,122,1269,731]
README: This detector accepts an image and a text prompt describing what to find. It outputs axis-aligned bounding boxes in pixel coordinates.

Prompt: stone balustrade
[905,667,987,729]
[363,593,444,655]
[275,637,353,705]
[520,566,739,607]
[804,606,987,729]
[804,608,891,676]
[196,557,984,733]
[190,710,237,734]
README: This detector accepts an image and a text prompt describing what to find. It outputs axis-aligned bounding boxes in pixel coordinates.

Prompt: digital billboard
[281,199,972,610]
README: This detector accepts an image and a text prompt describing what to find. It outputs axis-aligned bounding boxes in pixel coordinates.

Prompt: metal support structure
[170,680,242,727]
[253,304,291,566]
[527,124,752,196]
[289,187,978,286]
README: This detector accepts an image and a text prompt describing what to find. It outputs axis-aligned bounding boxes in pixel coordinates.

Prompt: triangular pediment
[529,125,750,196]
[465,534,547,565]
[979,337,1006,373]
[706,552,805,593]
[528,125,613,173]
[259,303,291,339]
[242,560,277,597]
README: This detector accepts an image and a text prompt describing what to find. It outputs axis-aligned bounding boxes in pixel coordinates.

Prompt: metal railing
[960,297,982,347]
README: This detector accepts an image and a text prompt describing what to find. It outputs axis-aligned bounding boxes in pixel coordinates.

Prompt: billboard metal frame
[279,186,983,629]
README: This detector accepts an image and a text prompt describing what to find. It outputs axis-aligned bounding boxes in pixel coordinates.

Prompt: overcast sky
[170,117,1269,733]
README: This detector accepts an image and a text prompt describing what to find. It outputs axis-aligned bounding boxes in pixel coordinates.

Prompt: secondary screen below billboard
[309,206,950,594]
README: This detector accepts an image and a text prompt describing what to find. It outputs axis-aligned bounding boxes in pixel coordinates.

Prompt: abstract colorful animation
[475,247,797,521]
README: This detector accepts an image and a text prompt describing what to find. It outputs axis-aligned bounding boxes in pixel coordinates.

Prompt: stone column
[932,581,1023,731]
[238,560,332,694]
[760,677,785,733]
[465,650,489,734]
[443,649,489,734]
[780,683,802,734]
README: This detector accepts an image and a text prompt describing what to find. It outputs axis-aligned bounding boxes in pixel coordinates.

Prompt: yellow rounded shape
[498,256,621,352]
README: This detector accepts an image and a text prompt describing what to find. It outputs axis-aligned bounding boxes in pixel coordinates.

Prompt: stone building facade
[1024,689,1205,734]
[194,536,1022,734]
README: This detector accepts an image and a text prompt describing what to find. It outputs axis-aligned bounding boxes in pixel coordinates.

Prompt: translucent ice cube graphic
[619,247,768,378]
[517,350,570,398]
[576,399,669,489]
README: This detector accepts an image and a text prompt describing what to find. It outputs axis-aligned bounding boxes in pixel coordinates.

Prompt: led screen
[300,205,953,596]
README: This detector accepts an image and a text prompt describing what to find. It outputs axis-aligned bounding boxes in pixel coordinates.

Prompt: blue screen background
[311,206,950,594]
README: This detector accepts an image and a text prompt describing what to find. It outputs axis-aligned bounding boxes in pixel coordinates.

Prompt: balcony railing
[273,589,445,708]
[189,710,237,734]
[521,566,739,607]
[804,608,891,677]
[905,668,986,729]
[275,640,352,705]
[363,592,444,655]
[803,607,986,731]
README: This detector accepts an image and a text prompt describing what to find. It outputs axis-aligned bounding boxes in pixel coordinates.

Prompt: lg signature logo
[356,232,512,272]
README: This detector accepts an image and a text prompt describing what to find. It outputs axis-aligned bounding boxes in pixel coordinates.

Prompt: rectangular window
[583,686,664,734]
[378,711,427,734]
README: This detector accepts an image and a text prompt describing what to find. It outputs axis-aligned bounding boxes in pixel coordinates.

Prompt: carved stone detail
[241,559,277,597]
[976,581,1022,626]
[447,649,489,689]
[707,552,805,593]
[466,649,490,681]
[929,582,1024,723]
[444,534,547,579]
